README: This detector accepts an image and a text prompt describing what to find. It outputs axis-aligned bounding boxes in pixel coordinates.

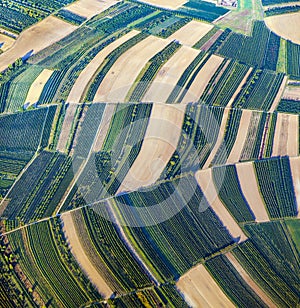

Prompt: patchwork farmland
[0,0,300,307]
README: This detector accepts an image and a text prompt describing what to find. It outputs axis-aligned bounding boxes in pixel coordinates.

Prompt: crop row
[127,40,181,102]
[240,111,267,160]
[0,0,75,33]
[163,103,224,179]
[233,69,284,111]
[0,106,56,152]
[110,285,188,308]
[287,40,300,79]
[115,175,234,281]
[254,156,297,218]
[212,165,255,222]
[55,9,87,26]
[211,108,242,165]
[166,51,206,103]
[85,32,149,102]
[178,0,229,22]
[277,99,300,114]
[232,240,299,307]
[72,206,152,294]
[7,218,101,306]
[265,5,300,17]
[204,255,267,307]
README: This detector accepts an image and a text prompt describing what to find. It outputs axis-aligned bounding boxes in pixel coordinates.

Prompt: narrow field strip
[269,76,288,112]
[56,104,78,153]
[0,16,77,72]
[272,113,299,156]
[289,157,300,218]
[226,252,276,307]
[235,161,270,222]
[226,109,252,164]
[177,264,235,308]
[118,103,185,192]
[168,20,214,47]
[25,69,54,106]
[181,54,224,103]
[195,168,247,242]
[139,0,187,9]
[143,46,199,102]
[67,30,140,104]
[61,212,113,298]
[203,107,230,169]
[94,35,169,103]
[227,67,253,107]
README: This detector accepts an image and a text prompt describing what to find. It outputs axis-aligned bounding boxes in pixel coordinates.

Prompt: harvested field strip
[56,104,79,153]
[235,161,270,222]
[272,113,299,157]
[195,168,247,242]
[61,212,113,298]
[67,30,140,104]
[181,54,224,103]
[269,76,288,112]
[226,109,252,164]
[177,264,235,308]
[93,35,169,102]
[168,20,214,47]
[66,0,118,19]
[0,16,77,73]
[118,103,185,192]
[143,46,199,102]
[25,69,54,106]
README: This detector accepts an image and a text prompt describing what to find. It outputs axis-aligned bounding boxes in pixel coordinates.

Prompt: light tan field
[195,168,247,242]
[66,0,118,19]
[0,34,15,52]
[61,212,113,298]
[143,46,199,102]
[269,76,288,112]
[265,12,300,44]
[118,104,185,192]
[0,16,77,72]
[227,109,252,164]
[203,108,230,169]
[227,68,253,107]
[177,264,235,308]
[93,104,116,152]
[283,85,300,100]
[289,157,300,218]
[139,0,187,9]
[169,20,214,47]
[226,253,276,307]
[182,55,224,103]
[235,161,270,222]
[67,30,139,104]
[272,113,299,157]
[25,69,53,106]
[57,104,78,153]
[94,35,169,103]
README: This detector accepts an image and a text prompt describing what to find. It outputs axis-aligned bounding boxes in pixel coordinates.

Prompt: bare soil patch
[283,85,300,100]
[139,0,187,9]
[0,33,15,52]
